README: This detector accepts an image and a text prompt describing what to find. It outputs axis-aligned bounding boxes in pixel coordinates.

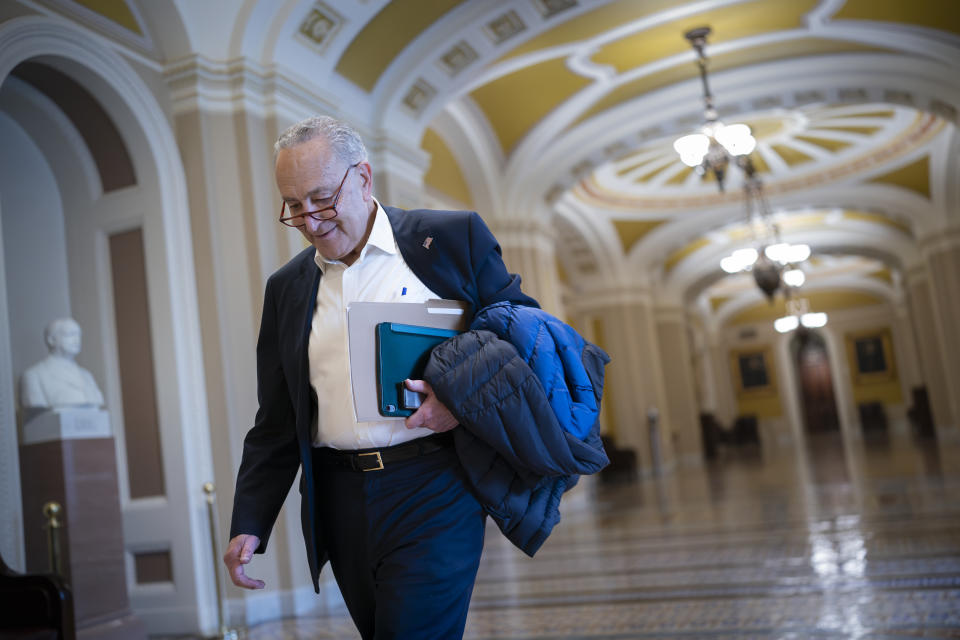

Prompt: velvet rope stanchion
[42,501,63,576]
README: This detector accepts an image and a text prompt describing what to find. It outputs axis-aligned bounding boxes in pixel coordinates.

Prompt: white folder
[346,300,469,421]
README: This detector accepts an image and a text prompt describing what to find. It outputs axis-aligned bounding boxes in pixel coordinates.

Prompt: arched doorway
[0,17,217,636]
[791,328,840,434]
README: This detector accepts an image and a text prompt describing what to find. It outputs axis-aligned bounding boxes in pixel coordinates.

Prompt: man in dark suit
[224,116,536,639]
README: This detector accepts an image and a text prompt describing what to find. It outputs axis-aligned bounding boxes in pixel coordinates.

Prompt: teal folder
[376,323,460,417]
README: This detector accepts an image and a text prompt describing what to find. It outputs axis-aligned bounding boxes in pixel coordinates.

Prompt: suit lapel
[385,206,443,294]
[287,255,322,444]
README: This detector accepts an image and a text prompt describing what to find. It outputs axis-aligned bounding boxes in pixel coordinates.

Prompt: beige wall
[716,299,921,448]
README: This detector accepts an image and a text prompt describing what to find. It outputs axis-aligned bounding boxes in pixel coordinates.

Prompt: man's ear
[358,161,374,198]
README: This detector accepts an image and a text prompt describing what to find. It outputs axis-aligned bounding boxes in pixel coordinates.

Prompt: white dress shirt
[308,200,441,449]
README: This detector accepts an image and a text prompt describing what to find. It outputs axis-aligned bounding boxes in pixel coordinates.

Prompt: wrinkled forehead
[275,139,348,195]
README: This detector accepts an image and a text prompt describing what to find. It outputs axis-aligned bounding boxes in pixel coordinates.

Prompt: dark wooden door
[794,330,840,433]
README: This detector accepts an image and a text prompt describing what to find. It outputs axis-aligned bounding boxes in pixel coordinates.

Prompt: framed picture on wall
[730,348,775,394]
[846,328,896,383]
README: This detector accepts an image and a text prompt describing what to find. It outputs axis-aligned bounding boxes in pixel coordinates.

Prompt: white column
[706,333,737,426]
[367,134,430,211]
[654,305,702,465]
[689,323,715,412]
[918,229,960,442]
[892,296,923,394]
[905,265,953,440]
[569,287,673,474]
[487,218,564,318]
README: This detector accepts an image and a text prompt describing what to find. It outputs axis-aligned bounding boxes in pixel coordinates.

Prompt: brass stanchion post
[203,483,239,640]
[42,501,63,575]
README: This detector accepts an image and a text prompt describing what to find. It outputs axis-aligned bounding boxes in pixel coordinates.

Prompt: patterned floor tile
[158,434,960,639]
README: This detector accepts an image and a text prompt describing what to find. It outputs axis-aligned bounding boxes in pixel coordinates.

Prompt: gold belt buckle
[358,451,384,471]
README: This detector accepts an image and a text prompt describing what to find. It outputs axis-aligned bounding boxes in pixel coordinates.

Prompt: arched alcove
[0,16,217,636]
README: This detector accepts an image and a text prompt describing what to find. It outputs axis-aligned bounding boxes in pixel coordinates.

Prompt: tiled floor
[204,432,960,639]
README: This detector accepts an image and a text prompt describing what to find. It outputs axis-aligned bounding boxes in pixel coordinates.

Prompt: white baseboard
[135,604,202,635]
[224,579,349,629]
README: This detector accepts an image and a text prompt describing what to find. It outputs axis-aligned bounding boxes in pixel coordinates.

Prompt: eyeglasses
[278,163,359,227]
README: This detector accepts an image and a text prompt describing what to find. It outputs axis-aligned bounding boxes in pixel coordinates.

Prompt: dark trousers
[313,442,486,639]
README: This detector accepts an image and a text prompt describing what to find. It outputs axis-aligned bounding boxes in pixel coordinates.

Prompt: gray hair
[274,115,368,164]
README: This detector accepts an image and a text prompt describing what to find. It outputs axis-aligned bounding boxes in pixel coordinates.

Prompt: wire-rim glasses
[278,163,359,227]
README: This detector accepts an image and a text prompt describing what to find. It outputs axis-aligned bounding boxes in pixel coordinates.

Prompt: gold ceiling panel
[591,0,818,74]
[664,237,710,273]
[73,0,142,35]
[575,38,892,127]
[868,268,894,285]
[470,57,592,155]
[725,226,753,242]
[868,155,931,199]
[723,212,825,242]
[616,151,668,176]
[336,0,467,92]
[556,258,569,284]
[729,290,886,325]
[770,143,814,167]
[739,117,787,140]
[779,213,827,229]
[794,135,852,152]
[665,165,695,185]
[499,0,687,62]
[820,110,896,119]
[832,0,960,37]
[843,210,912,235]
[613,219,667,254]
[421,128,474,208]
[813,125,883,135]
[710,296,730,311]
[634,159,675,183]
[749,150,770,174]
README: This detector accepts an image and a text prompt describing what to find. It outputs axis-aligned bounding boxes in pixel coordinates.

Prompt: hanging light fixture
[672,27,757,191]
[774,297,828,333]
[675,26,811,301]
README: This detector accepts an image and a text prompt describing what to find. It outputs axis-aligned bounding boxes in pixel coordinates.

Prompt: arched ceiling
[294,0,957,316]
[53,0,960,321]
[706,253,898,330]
[581,104,938,207]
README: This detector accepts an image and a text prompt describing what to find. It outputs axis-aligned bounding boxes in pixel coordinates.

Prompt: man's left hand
[404,379,458,432]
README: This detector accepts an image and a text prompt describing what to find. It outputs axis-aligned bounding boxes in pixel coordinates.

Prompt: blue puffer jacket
[424,302,610,555]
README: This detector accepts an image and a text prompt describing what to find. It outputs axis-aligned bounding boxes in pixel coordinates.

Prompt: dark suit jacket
[229,206,538,592]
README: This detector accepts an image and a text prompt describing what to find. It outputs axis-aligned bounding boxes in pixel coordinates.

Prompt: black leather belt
[313,432,453,472]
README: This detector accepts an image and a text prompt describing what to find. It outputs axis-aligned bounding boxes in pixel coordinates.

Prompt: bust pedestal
[19,408,146,640]
[20,407,111,445]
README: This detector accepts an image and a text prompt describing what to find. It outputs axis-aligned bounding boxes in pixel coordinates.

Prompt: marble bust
[20,318,104,409]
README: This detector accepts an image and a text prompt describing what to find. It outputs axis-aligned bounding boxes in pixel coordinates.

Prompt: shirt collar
[313,198,396,273]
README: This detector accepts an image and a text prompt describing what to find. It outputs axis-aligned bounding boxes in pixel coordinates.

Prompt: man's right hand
[223,534,265,589]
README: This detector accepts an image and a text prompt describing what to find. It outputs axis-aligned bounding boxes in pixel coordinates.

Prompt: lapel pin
[422,236,433,249]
